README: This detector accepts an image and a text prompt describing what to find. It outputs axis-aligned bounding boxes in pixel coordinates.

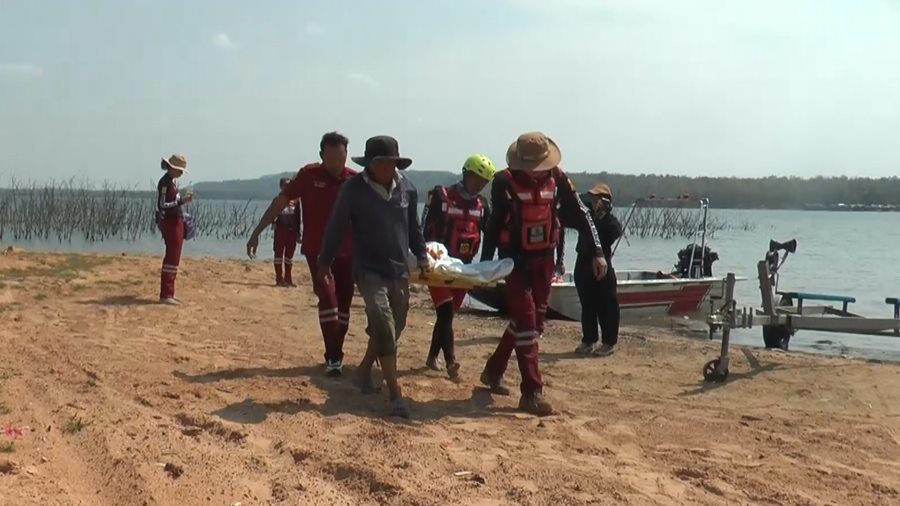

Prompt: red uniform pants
[306,255,354,363]
[273,227,299,283]
[428,286,467,312]
[159,217,184,299]
[485,255,555,395]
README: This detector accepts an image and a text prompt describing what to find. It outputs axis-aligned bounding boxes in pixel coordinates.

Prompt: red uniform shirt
[282,163,356,258]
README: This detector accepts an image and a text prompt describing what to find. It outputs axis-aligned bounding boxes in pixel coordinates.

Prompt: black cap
[351,135,412,170]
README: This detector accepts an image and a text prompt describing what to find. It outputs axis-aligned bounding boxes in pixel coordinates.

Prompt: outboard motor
[765,239,797,290]
[674,243,718,278]
[763,239,797,350]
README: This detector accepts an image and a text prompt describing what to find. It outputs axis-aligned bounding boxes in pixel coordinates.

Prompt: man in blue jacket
[317,135,430,419]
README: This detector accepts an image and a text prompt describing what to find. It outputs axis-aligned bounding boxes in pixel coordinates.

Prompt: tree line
[193,171,900,209]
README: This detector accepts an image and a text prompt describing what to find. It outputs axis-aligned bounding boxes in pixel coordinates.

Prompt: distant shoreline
[4,169,900,210]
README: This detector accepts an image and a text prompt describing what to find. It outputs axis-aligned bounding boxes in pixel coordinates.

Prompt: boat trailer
[703,239,900,382]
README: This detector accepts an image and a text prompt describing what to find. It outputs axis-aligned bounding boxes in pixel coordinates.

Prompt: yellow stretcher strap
[409,270,499,289]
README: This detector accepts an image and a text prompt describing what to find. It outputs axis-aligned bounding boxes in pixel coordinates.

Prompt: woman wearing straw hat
[574,182,623,357]
[157,154,194,305]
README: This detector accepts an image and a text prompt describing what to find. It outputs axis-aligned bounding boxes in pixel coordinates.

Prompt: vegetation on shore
[3,169,891,244]
[0,180,258,243]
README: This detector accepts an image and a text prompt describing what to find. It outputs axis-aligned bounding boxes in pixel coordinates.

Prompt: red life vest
[499,170,559,252]
[437,185,484,261]
[276,199,299,229]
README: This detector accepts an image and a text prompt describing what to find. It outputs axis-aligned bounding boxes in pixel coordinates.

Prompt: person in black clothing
[573,182,622,356]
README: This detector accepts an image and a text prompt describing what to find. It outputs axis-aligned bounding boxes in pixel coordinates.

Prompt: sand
[1,250,899,505]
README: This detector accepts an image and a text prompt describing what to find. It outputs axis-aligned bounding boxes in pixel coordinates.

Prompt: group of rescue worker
[156,131,622,418]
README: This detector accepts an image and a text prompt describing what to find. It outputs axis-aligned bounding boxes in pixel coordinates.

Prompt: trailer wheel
[703,359,728,383]
[762,325,791,350]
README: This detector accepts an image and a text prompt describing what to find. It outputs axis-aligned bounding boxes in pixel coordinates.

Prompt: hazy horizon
[2,0,899,187]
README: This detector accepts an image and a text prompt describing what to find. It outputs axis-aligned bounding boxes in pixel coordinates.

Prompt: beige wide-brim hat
[506,132,561,172]
[161,154,188,173]
[588,182,612,199]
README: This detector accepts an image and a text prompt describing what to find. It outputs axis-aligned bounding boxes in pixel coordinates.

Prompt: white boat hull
[469,270,734,322]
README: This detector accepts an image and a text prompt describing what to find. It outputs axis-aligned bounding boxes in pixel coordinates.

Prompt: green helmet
[462,154,496,181]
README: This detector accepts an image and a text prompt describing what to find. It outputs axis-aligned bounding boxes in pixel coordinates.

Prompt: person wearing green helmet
[420,154,495,379]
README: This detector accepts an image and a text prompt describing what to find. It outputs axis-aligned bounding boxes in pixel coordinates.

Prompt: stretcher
[407,242,514,290]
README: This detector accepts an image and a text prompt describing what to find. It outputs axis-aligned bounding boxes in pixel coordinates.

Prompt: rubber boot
[284,262,295,287]
[274,263,284,287]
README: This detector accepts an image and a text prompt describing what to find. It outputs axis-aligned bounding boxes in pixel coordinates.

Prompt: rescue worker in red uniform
[479,132,607,416]
[157,154,194,305]
[272,177,302,287]
[421,154,495,379]
[247,132,356,376]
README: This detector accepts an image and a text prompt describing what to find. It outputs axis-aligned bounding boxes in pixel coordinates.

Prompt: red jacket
[282,163,356,258]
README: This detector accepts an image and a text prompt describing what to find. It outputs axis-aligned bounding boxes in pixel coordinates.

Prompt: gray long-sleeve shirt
[318,170,427,279]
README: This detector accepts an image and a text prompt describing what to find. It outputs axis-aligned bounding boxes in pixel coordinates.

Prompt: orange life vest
[437,185,484,261]
[499,170,559,252]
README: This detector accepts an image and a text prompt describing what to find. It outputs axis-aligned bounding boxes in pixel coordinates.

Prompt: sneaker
[389,397,410,419]
[575,341,599,354]
[285,280,296,288]
[518,392,554,416]
[593,344,615,357]
[480,368,511,396]
[325,360,343,377]
[159,297,181,306]
[446,362,461,381]
[275,281,285,287]
[425,355,444,372]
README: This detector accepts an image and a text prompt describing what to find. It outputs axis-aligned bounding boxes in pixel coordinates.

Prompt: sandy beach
[1,250,899,505]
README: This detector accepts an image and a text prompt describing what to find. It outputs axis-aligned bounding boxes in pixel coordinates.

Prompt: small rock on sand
[0,459,18,475]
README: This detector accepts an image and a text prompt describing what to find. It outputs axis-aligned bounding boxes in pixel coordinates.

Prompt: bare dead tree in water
[0,180,261,243]
[622,208,754,239]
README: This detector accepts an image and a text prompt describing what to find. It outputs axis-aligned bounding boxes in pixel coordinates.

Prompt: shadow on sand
[220,280,282,289]
[77,295,159,307]
[174,363,507,425]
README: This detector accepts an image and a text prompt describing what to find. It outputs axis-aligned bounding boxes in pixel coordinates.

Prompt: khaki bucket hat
[506,132,561,172]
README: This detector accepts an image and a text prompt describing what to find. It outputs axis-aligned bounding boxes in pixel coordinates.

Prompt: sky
[1,0,899,187]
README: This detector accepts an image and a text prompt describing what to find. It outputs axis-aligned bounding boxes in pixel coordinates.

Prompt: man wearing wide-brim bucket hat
[157,154,195,305]
[478,132,608,416]
[317,135,430,419]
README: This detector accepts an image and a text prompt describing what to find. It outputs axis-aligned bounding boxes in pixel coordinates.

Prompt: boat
[469,196,742,321]
[469,270,732,321]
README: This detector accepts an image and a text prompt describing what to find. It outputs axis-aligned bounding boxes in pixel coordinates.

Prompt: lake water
[5,206,900,361]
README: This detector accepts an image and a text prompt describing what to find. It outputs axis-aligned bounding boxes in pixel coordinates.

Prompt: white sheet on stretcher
[408,242,513,284]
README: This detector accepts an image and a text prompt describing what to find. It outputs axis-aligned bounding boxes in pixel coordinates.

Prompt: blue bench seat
[777,291,856,312]
[887,298,900,319]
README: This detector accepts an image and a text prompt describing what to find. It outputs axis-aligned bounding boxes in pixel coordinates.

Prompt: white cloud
[346,72,379,88]
[0,63,43,78]
[305,22,325,36]
[212,33,237,49]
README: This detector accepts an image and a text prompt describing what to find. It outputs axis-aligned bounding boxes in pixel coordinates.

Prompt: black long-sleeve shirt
[319,171,427,279]
[480,168,602,264]
[570,208,622,265]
